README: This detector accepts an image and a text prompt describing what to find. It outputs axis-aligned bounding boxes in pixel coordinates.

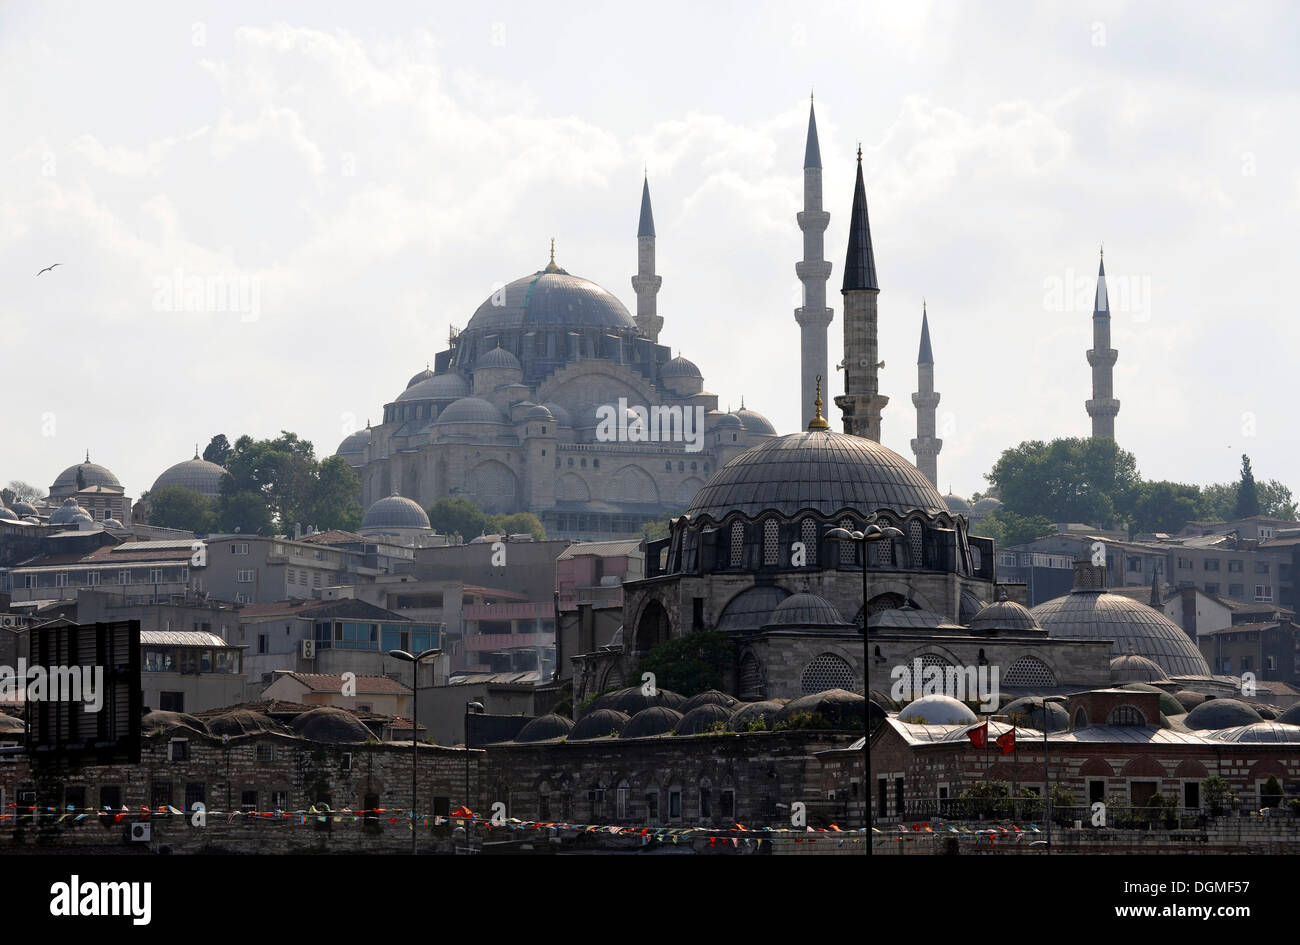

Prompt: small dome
[1110,654,1169,683]
[1209,722,1300,743]
[0,507,16,521]
[777,689,867,728]
[679,689,740,712]
[398,372,471,403]
[1276,703,1300,726]
[661,355,702,378]
[361,494,431,530]
[1117,682,1185,717]
[525,404,554,421]
[898,694,978,725]
[143,709,209,737]
[336,428,372,455]
[0,714,25,735]
[514,713,574,743]
[407,366,436,388]
[52,458,120,495]
[944,492,970,514]
[968,596,1041,633]
[727,699,788,731]
[713,412,743,429]
[49,498,89,525]
[542,402,571,426]
[152,454,230,498]
[764,592,851,629]
[592,686,686,715]
[11,501,37,517]
[475,346,522,371]
[103,519,123,528]
[206,709,291,737]
[972,497,1003,513]
[569,708,630,740]
[734,408,776,435]
[673,703,732,735]
[620,706,683,738]
[434,396,507,425]
[289,706,372,744]
[999,697,1069,733]
[1174,690,1208,712]
[1183,698,1263,730]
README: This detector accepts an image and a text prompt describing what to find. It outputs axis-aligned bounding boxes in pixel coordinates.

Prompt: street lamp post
[1042,695,1069,853]
[388,647,442,855]
[827,519,903,848]
[465,700,484,806]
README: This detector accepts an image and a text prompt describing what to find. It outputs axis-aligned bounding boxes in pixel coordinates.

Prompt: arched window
[871,516,894,565]
[838,518,856,565]
[538,781,551,821]
[801,653,859,695]
[739,652,765,701]
[908,520,924,568]
[1107,705,1146,726]
[800,519,818,566]
[1004,656,1056,687]
[1073,707,1089,729]
[762,519,779,566]
[729,521,745,568]
[616,780,631,820]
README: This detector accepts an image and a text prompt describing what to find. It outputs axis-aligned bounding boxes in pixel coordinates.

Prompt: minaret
[834,147,888,440]
[632,174,663,343]
[795,97,833,429]
[910,301,941,486]
[1085,247,1120,438]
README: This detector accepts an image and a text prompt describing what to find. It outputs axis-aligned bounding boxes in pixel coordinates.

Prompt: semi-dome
[398,372,470,403]
[152,453,230,498]
[49,498,89,525]
[968,596,1041,633]
[727,699,788,731]
[1110,654,1169,683]
[361,494,431,530]
[290,706,372,744]
[620,706,683,738]
[464,268,637,335]
[475,345,522,371]
[434,396,507,425]
[514,713,574,743]
[999,697,1070,732]
[734,407,776,436]
[1032,588,1211,677]
[542,402,571,426]
[52,457,120,495]
[661,355,702,378]
[1183,698,1263,730]
[569,708,630,740]
[686,429,949,522]
[679,689,740,712]
[897,694,978,725]
[716,585,791,632]
[407,366,436,388]
[673,703,732,735]
[763,592,851,629]
[943,492,970,514]
[336,428,372,456]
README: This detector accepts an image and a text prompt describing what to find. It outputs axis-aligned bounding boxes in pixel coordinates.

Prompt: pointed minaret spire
[834,145,888,440]
[911,301,941,487]
[1149,570,1162,607]
[1086,245,1120,439]
[795,95,833,428]
[632,173,663,343]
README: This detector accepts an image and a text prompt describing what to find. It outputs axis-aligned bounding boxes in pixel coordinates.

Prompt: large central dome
[685,429,948,521]
[464,267,637,334]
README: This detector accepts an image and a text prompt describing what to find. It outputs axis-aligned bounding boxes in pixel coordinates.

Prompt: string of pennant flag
[2,803,868,847]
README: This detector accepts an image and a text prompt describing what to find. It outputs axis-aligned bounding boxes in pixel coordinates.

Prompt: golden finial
[809,375,830,430]
[545,238,560,273]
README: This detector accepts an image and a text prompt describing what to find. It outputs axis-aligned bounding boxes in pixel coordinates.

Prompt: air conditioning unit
[301,639,316,659]
[130,823,151,842]
[0,616,16,628]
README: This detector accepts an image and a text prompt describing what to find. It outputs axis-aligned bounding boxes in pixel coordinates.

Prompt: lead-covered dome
[685,429,948,521]
[152,453,231,498]
[336,427,372,456]
[764,592,851,629]
[465,268,637,334]
[52,457,120,495]
[398,372,470,403]
[662,355,702,378]
[407,366,436,388]
[734,407,776,435]
[1032,588,1211,677]
[361,494,431,530]
[434,396,507,425]
[475,345,522,371]
[968,596,1041,633]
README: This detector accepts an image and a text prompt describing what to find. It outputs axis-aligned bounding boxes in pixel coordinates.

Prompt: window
[645,790,659,822]
[1229,583,1244,597]
[838,518,855,565]
[1204,559,1220,571]
[1205,583,1219,595]
[258,634,268,654]
[271,790,289,810]
[256,743,275,763]
[149,568,163,584]
[1229,560,1243,573]
[1106,705,1146,726]
[721,789,735,819]
[1256,561,1271,574]
[615,780,630,820]
[55,572,68,588]
[241,790,258,812]
[185,783,205,809]
[159,691,184,711]
[168,739,189,761]
[700,788,711,818]
[669,790,681,819]
[86,571,100,587]
[179,566,188,582]
[287,570,296,585]
[65,786,86,813]
[237,569,254,583]
[100,786,122,812]
[762,519,779,566]
[1256,585,1273,602]
[1003,656,1056,687]
[151,782,173,809]
[800,653,858,695]
[1127,556,1142,572]
[729,521,744,568]
[800,519,818,566]
[1177,557,1190,569]
[232,543,249,555]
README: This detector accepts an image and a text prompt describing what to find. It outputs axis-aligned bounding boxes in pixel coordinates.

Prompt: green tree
[147,485,215,533]
[640,512,678,541]
[222,432,318,529]
[305,456,363,531]
[976,508,1056,547]
[216,489,274,535]
[1236,454,1261,519]
[489,511,547,540]
[427,496,491,539]
[203,434,232,466]
[1129,480,1208,535]
[635,629,729,697]
[1258,480,1297,521]
[986,437,1139,528]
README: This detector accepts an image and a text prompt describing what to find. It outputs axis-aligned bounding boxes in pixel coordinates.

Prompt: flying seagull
[37,263,61,276]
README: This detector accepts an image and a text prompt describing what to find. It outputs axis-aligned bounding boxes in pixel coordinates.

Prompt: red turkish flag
[966,721,988,748]
[996,727,1016,755]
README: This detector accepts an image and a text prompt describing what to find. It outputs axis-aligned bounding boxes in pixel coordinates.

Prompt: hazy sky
[2,1,1296,506]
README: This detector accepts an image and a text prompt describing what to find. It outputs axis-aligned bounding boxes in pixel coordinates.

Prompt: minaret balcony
[796,210,830,231]
[1086,347,1118,368]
